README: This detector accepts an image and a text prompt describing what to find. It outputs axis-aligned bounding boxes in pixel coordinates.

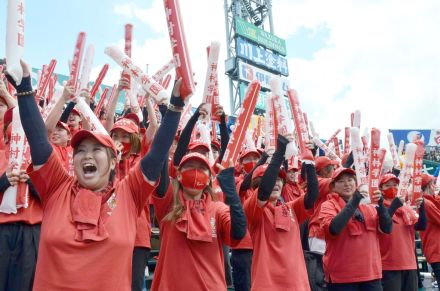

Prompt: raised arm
[104,77,128,132]
[5,62,52,169]
[217,166,247,240]
[257,135,288,205]
[140,79,183,183]
[45,85,74,133]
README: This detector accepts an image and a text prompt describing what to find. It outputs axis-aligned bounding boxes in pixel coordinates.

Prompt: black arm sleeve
[9,76,53,165]
[392,167,401,177]
[217,167,247,240]
[218,113,229,162]
[258,136,288,202]
[173,108,200,166]
[0,173,11,193]
[158,104,167,119]
[239,152,268,193]
[303,163,319,209]
[140,108,180,181]
[387,197,403,217]
[376,198,393,234]
[329,191,363,235]
[415,202,427,231]
[60,102,76,123]
[156,155,170,198]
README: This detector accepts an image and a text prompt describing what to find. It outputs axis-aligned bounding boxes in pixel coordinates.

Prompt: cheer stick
[105,46,169,103]
[221,80,260,167]
[264,94,277,155]
[411,141,425,205]
[90,64,109,102]
[333,137,341,158]
[367,128,382,202]
[287,88,308,156]
[387,132,401,170]
[164,0,195,99]
[78,44,95,94]
[201,41,220,119]
[0,107,29,213]
[35,59,57,104]
[6,0,25,84]
[396,143,417,199]
[69,32,86,90]
[93,87,109,116]
[397,140,404,157]
[350,127,368,193]
[325,129,341,146]
[344,127,351,154]
[76,97,108,134]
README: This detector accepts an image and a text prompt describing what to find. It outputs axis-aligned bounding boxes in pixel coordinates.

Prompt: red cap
[239,149,260,161]
[422,173,433,188]
[188,140,210,152]
[288,156,301,171]
[56,121,71,134]
[111,118,139,134]
[315,156,338,172]
[379,173,399,187]
[252,164,286,180]
[3,107,14,125]
[179,152,213,175]
[70,108,81,117]
[124,112,140,126]
[211,140,220,151]
[332,167,356,182]
[71,130,117,157]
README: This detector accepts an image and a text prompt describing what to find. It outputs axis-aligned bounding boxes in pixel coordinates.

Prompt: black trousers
[382,270,417,291]
[131,247,150,291]
[431,262,440,283]
[230,249,252,291]
[328,279,382,291]
[0,223,40,291]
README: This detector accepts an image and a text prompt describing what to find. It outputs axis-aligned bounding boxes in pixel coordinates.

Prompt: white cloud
[110,0,440,148]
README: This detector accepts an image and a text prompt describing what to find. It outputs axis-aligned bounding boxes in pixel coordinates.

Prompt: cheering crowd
[0,58,439,291]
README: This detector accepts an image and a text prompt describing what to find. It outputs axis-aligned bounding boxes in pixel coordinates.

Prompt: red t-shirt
[308,177,332,239]
[378,201,417,270]
[281,181,304,203]
[244,191,310,291]
[0,138,42,225]
[420,195,440,263]
[151,184,234,291]
[28,152,157,291]
[320,193,382,283]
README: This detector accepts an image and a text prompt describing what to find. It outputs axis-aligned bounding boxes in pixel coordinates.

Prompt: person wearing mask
[320,167,393,290]
[244,135,319,290]
[377,173,426,291]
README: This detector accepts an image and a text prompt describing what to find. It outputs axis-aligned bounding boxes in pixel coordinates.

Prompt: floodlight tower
[224,0,274,115]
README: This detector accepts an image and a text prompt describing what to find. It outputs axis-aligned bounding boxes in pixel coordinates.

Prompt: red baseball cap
[179,152,213,175]
[111,118,139,134]
[239,149,260,161]
[422,173,433,188]
[56,121,71,134]
[188,140,210,152]
[332,167,356,182]
[71,130,117,157]
[3,107,14,126]
[316,156,339,172]
[70,108,81,117]
[211,140,220,151]
[124,112,140,126]
[379,173,399,187]
[252,164,286,180]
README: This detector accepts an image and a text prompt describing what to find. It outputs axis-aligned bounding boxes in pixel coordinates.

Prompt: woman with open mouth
[5,61,183,291]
